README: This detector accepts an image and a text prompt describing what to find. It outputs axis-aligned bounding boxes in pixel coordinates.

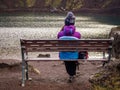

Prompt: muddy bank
[0,59,104,90]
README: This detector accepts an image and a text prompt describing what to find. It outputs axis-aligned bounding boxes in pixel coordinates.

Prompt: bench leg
[22,60,26,87]
[76,61,80,70]
[25,61,29,80]
[103,51,105,59]
[102,61,107,67]
[22,61,29,87]
[108,49,112,63]
[102,49,112,67]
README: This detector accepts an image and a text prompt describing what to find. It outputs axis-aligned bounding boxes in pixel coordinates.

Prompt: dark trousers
[64,61,77,76]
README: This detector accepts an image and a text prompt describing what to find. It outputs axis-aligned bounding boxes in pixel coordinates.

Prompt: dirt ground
[0,59,103,90]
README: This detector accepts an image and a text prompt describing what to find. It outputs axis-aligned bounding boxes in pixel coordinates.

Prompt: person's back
[59,36,78,59]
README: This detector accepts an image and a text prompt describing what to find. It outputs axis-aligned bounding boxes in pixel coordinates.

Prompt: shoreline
[0,8,120,16]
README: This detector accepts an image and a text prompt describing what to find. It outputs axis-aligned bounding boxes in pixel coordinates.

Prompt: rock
[109,27,120,59]
[28,65,41,75]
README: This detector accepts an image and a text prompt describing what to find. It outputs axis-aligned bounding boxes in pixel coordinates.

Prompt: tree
[59,0,67,10]
[34,0,45,8]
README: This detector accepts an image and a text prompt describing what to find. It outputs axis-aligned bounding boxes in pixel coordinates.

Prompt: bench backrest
[20,39,112,52]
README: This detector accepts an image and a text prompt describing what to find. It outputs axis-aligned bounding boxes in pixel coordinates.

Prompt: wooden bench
[20,39,113,87]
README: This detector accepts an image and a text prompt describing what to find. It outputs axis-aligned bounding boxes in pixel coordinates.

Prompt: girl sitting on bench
[57,12,81,82]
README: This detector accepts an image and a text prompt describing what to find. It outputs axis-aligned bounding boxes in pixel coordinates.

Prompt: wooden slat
[25,47,109,52]
[20,39,112,52]
[26,58,108,62]
[21,39,112,46]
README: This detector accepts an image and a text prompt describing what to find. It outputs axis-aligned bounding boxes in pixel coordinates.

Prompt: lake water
[0,13,120,60]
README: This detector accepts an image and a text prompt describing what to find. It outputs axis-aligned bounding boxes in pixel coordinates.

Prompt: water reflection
[0,13,119,59]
